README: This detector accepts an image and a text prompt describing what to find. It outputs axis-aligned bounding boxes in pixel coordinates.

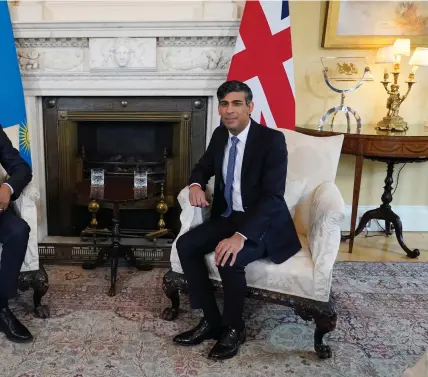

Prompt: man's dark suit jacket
[189,119,301,264]
[0,125,32,201]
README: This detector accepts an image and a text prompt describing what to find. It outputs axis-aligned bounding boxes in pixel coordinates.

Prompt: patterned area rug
[2,262,427,377]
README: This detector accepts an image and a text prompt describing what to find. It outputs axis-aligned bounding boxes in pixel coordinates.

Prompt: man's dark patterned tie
[222,136,239,217]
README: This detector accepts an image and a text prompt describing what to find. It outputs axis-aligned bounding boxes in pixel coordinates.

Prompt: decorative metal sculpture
[319,57,373,133]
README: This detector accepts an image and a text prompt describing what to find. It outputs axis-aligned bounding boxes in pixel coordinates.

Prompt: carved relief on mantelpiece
[15,38,88,73]
[159,48,232,72]
[16,47,86,72]
[43,49,86,72]
[14,36,235,75]
[18,50,40,71]
[157,36,234,72]
[89,37,157,71]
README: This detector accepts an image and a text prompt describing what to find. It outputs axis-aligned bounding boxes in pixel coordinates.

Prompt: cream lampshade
[408,47,428,80]
[409,47,428,65]
[393,38,411,58]
[375,46,395,64]
[375,46,395,78]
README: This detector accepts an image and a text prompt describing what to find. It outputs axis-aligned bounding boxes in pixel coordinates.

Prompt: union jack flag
[227,0,295,130]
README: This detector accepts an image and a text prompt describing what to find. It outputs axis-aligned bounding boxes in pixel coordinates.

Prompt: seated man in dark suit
[173,81,301,360]
[0,125,33,343]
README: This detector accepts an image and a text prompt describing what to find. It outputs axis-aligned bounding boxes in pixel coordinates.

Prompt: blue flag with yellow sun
[0,2,31,167]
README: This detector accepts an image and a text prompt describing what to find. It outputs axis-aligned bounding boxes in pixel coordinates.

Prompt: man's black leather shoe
[173,318,221,346]
[208,326,246,360]
[0,307,33,343]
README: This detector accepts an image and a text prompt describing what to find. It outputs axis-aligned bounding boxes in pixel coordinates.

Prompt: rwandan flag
[0,2,32,167]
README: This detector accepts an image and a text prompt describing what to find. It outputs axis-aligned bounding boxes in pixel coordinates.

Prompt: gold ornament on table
[378,80,413,132]
[375,40,428,133]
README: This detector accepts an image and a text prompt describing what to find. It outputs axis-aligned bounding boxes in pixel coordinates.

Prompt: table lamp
[375,39,427,132]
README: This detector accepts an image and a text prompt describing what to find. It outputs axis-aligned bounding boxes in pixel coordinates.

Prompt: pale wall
[287,1,428,207]
[8,0,237,22]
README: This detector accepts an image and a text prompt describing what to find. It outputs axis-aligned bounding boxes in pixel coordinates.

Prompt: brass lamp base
[376,116,408,133]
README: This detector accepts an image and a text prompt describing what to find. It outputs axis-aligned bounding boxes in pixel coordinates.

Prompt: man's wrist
[2,183,13,195]
[189,183,202,190]
[235,232,247,241]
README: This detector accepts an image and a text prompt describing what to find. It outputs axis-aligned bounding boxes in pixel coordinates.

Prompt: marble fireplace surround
[13,20,239,242]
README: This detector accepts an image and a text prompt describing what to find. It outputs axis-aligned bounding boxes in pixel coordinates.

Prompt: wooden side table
[296,124,428,258]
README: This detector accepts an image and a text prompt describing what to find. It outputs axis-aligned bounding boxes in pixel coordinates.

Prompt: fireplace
[12,19,235,265]
[42,96,208,238]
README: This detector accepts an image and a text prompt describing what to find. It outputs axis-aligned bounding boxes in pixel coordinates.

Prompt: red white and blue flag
[227,0,295,130]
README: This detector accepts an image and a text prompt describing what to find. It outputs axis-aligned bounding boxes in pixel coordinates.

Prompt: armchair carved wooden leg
[161,270,187,321]
[294,295,337,359]
[18,264,50,319]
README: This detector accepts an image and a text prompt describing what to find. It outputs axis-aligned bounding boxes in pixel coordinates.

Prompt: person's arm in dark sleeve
[0,126,32,200]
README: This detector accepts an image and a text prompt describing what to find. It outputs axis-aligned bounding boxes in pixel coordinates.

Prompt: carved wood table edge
[296,125,428,259]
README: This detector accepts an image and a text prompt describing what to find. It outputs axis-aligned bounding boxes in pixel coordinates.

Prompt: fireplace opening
[73,119,177,237]
[43,96,208,239]
[78,120,173,174]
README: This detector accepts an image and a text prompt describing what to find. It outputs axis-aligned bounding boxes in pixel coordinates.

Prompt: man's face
[218,91,254,134]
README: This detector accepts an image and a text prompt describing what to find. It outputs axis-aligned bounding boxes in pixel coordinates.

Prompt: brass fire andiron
[145,182,169,240]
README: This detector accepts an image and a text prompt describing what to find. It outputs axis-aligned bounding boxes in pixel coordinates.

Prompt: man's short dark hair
[217,80,253,105]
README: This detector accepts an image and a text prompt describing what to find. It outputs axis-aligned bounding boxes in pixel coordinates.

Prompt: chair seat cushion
[170,234,318,301]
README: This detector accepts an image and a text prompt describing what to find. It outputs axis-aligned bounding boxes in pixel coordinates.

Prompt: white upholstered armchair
[161,128,345,359]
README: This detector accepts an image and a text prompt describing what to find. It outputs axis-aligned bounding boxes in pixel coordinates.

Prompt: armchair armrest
[308,182,345,299]
[11,181,40,272]
[175,185,212,239]
[13,181,40,209]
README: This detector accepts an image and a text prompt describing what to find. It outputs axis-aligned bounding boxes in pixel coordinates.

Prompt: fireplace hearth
[42,96,208,243]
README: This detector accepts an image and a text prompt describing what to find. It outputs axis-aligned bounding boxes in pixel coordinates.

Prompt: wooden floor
[337,232,428,262]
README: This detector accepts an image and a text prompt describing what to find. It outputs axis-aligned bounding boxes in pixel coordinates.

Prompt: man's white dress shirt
[190,120,251,240]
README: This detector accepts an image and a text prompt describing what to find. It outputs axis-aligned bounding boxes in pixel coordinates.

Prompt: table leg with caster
[344,160,420,259]
[389,212,420,258]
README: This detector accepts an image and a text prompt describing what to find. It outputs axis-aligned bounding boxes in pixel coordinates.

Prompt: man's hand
[215,233,245,267]
[189,185,209,208]
[0,184,12,211]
